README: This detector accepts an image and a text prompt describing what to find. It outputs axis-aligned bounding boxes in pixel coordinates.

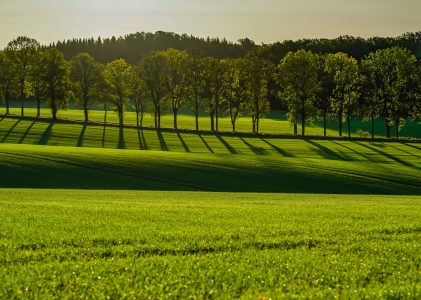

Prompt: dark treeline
[53,31,421,64]
[0,34,420,140]
[54,31,257,64]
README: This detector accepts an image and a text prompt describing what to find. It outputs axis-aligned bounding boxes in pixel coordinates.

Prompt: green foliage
[70,52,103,121]
[103,59,133,126]
[0,190,420,298]
[39,48,71,119]
[276,50,320,136]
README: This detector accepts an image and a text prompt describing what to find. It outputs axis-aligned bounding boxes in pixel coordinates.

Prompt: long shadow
[176,132,190,152]
[402,142,421,151]
[304,139,351,161]
[77,125,87,147]
[38,122,54,145]
[261,138,295,157]
[199,134,214,153]
[118,127,126,149]
[19,121,35,144]
[354,141,418,169]
[216,135,237,154]
[387,144,420,158]
[330,140,376,162]
[240,137,267,155]
[1,119,21,143]
[157,131,168,151]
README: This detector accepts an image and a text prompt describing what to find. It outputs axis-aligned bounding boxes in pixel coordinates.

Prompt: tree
[40,49,71,120]
[324,53,362,138]
[70,52,103,122]
[129,65,149,128]
[203,57,225,132]
[276,50,320,137]
[243,56,273,134]
[315,54,333,137]
[27,49,46,117]
[6,36,40,117]
[140,51,169,129]
[164,49,190,129]
[362,47,419,139]
[0,50,16,115]
[187,55,206,132]
[103,59,133,127]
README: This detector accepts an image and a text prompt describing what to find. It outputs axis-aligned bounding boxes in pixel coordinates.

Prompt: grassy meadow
[0,105,420,298]
[0,190,420,298]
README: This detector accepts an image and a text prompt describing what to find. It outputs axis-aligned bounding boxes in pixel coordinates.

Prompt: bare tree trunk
[371,115,375,140]
[347,110,351,139]
[20,80,24,117]
[195,100,199,132]
[386,119,391,139]
[256,118,260,134]
[301,98,305,137]
[5,96,10,115]
[173,109,178,129]
[103,104,107,125]
[36,98,41,118]
[210,112,215,132]
[215,103,219,133]
[83,102,89,122]
[395,116,400,141]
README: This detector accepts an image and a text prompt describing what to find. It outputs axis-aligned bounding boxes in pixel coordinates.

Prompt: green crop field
[0,110,420,298]
[0,190,420,299]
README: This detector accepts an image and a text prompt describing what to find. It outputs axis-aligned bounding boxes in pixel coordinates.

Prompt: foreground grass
[0,190,420,298]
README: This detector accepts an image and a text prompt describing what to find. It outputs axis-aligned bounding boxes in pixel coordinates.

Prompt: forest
[0,32,420,140]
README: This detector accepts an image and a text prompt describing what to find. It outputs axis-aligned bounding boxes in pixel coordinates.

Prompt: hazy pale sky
[0,0,420,48]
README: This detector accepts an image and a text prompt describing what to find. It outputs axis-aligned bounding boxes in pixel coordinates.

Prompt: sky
[0,0,420,48]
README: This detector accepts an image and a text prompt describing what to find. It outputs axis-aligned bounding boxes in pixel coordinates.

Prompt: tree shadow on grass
[402,143,421,152]
[38,122,54,145]
[157,131,168,151]
[354,141,419,170]
[1,119,21,143]
[330,140,377,162]
[240,137,267,155]
[387,143,421,158]
[304,139,352,161]
[118,127,126,149]
[260,138,295,157]
[177,132,190,152]
[137,129,148,150]
[19,121,35,144]
[216,135,237,154]
[199,134,214,153]
[77,125,87,147]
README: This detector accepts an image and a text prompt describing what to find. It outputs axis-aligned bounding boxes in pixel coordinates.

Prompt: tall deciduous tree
[70,52,103,122]
[187,55,206,132]
[129,65,149,128]
[243,56,273,134]
[140,51,169,129]
[276,50,320,137]
[103,59,133,127]
[27,49,46,117]
[362,47,419,139]
[6,36,40,117]
[40,48,71,120]
[164,49,190,129]
[324,53,362,138]
[0,50,16,115]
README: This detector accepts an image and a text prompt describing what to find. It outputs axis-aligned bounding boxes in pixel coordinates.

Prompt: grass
[2,104,420,138]
[1,106,420,298]
[0,190,420,299]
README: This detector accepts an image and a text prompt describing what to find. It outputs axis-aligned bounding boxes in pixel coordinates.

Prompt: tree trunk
[232,120,236,133]
[256,118,260,134]
[20,80,24,117]
[215,103,219,133]
[210,112,215,132]
[347,110,351,139]
[195,100,199,132]
[323,105,327,137]
[154,108,158,128]
[140,106,144,128]
[294,122,298,135]
[37,98,41,118]
[301,98,305,137]
[103,104,107,125]
[83,102,89,122]
[173,109,178,129]
[52,100,57,120]
[5,97,10,115]
[157,104,161,129]
[338,104,343,137]
[371,115,375,140]
[395,116,400,141]
[386,119,391,139]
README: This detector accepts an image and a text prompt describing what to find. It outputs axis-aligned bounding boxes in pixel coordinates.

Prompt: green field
[2,104,420,138]
[0,109,420,298]
[0,190,420,298]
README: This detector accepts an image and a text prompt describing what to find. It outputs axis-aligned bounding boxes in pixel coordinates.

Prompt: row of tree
[0,36,420,139]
